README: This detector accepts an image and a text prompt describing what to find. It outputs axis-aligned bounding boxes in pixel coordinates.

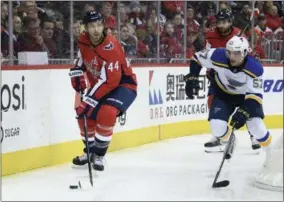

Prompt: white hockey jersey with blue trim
[191,48,264,104]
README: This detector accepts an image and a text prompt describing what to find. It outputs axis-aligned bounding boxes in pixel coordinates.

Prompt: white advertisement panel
[147,67,208,126]
[262,67,284,115]
[114,68,150,132]
[1,66,283,153]
[1,71,51,153]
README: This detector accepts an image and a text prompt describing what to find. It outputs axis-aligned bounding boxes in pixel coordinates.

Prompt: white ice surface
[2,129,283,201]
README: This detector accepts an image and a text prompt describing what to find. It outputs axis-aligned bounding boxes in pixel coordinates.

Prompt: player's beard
[217,26,232,36]
[90,33,104,46]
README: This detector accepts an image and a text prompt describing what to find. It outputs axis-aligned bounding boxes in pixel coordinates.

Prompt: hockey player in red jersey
[203,9,261,153]
[69,11,137,171]
[205,9,241,49]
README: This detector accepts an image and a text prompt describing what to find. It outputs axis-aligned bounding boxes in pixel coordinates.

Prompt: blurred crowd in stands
[1,1,284,62]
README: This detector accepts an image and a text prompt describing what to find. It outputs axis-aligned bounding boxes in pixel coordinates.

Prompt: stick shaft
[83,114,93,186]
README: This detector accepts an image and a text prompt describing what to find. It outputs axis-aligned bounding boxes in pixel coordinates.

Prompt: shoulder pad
[232,27,241,35]
[78,31,91,46]
[242,56,264,78]
[210,48,229,68]
[206,29,217,38]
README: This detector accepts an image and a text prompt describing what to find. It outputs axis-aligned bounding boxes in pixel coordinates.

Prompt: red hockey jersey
[205,27,241,48]
[75,32,137,101]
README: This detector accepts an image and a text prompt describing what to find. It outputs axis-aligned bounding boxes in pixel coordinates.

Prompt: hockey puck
[69,185,79,189]
[69,181,82,189]
[225,153,231,159]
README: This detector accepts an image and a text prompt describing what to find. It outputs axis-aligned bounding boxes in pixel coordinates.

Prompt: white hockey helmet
[226,36,251,57]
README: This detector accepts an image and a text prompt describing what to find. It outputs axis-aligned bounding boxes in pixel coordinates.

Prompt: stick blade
[212,180,230,188]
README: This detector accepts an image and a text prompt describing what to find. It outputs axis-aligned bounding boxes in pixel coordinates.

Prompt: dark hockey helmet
[83,11,104,25]
[216,9,233,23]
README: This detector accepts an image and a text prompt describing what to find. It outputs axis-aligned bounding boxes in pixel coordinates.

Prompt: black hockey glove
[205,68,215,82]
[184,74,200,99]
[230,108,250,129]
[253,52,261,62]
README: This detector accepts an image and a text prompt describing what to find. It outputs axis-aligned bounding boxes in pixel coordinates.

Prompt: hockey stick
[212,127,236,188]
[82,114,94,187]
[238,8,259,36]
[80,92,94,187]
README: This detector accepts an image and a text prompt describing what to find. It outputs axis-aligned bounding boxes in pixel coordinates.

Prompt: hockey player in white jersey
[184,36,272,152]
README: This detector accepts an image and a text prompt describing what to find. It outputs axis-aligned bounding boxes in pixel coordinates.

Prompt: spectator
[144,21,157,57]
[84,3,96,13]
[120,25,137,58]
[13,15,22,37]
[255,1,265,14]
[52,14,70,58]
[220,2,230,11]
[140,1,151,15]
[73,19,81,40]
[173,13,184,42]
[146,7,166,34]
[233,3,251,31]
[190,27,203,51]
[1,2,8,27]
[106,27,112,36]
[21,1,37,16]
[186,5,200,32]
[248,28,265,59]
[274,16,284,35]
[273,17,284,59]
[186,28,201,58]
[1,3,21,58]
[274,1,284,17]
[17,1,45,20]
[12,1,20,16]
[263,1,274,15]
[17,17,49,54]
[266,5,282,31]
[255,14,273,35]
[129,1,145,29]
[160,22,183,58]
[119,3,129,24]
[162,1,185,19]
[111,28,118,39]
[101,2,117,29]
[41,18,57,57]
[136,28,149,58]
[54,14,64,30]
[199,1,216,18]
[204,16,217,33]
[1,2,9,58]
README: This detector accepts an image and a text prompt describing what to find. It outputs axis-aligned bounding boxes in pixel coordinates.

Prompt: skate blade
[252,147,261,154]
[71,164,89,169]
[93,165,104,171]
[205,145,225,153]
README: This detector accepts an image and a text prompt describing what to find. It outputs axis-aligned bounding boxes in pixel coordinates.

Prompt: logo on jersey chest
[84,57,101,77]
[104,42,114,50]
[227,78,246,90]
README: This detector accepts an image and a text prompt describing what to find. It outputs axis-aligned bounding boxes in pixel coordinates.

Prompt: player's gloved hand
[184,73,200,99]
[253,52,261,62]
[69,67,86,93]
[230,108,250,129]
[76,95,98,119]
[206,68,216,82]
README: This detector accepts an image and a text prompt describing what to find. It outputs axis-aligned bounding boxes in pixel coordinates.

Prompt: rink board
[1,65,283,176]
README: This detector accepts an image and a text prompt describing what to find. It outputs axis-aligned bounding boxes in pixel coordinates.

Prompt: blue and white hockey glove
[230,108,250,129]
